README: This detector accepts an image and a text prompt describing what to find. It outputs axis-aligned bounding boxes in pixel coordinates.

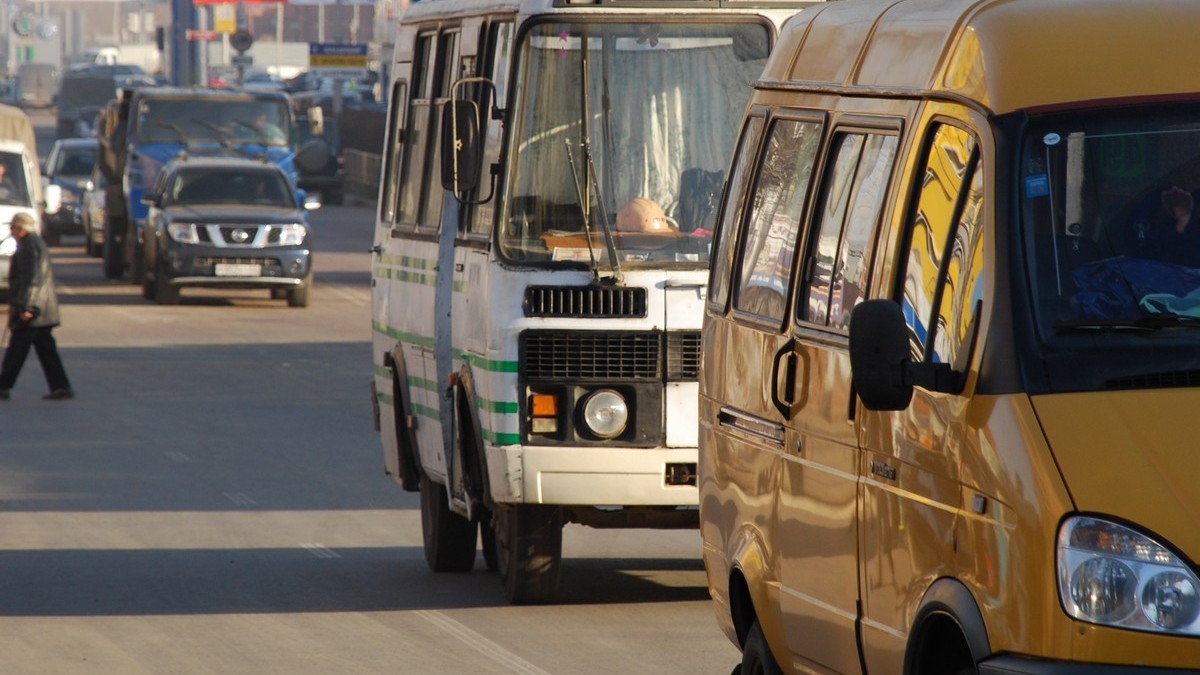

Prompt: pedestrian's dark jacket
[7,231,60,329]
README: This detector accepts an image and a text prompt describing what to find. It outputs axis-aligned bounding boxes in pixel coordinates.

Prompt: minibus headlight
[1058,516,1200,635]
[580,389,627,439]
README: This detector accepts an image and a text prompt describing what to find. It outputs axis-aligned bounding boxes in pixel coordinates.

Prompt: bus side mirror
[849,299,914,411]
[440,99,481,194]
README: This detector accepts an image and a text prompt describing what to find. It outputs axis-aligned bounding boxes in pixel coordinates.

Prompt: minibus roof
[764,0,1200,115]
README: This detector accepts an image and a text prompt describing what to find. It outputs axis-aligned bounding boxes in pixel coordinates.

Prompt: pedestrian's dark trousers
[0,326,70,392]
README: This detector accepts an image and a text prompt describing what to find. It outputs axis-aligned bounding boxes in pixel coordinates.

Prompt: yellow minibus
[700,0,1200,672]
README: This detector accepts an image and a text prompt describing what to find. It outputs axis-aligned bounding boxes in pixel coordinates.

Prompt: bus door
[447,19,515,515]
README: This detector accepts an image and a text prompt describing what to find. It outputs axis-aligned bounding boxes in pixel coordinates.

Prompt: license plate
[214,263,262,277]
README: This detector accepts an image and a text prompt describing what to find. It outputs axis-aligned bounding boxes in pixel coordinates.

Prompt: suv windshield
[166,168,294,208]
[498,20,771,269]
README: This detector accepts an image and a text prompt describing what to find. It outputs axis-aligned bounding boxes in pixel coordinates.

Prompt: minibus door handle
[771,338,803,418]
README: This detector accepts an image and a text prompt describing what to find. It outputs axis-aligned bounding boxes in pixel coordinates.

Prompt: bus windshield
[135,98,291,147]
[499,20,771,269]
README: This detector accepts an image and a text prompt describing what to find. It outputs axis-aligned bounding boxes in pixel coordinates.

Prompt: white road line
[301,543,341,559]
[164,451,192,463]
[224,492,257,506]
[414,610,553,675]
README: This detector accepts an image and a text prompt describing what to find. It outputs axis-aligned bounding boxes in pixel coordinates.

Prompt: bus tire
[419,476,477,573]
[494,504,563,604]
[741,620,784,675]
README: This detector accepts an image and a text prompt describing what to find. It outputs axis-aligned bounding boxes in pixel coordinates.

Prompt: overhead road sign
[309,43,369,79]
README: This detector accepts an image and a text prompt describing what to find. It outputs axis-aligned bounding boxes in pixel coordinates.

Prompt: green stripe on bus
[372,321,435,349]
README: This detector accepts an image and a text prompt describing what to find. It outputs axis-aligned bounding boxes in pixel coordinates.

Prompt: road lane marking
[414,610,552,675]
[302,543,341,559]
[164,451,192,463]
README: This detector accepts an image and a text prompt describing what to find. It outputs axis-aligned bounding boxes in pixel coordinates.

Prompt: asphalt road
[0,154,740,673]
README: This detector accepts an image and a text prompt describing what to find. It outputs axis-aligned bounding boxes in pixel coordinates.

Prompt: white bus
[371,0,808,603]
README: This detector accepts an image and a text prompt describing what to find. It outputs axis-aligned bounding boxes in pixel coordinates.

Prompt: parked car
[82,163,107,257]
[42,137,98,245]
[140,156,318,306]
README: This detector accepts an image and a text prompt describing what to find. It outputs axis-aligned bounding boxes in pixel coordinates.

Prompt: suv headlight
[167,223,199,244]
[277,223,306,246]
[1058,516,1200,634]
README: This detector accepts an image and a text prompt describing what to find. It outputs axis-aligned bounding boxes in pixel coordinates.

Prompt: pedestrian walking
[0,212,72,401]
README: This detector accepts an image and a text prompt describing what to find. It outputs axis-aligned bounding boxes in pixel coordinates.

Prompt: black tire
[141,268,156,300]
[480,511,499,573]
[287,277,311,308]
[741,621,784,675]
[102,226,124,279]
[419,476,477,573]
[324,189,344,206]
[494,504,563,604]
[154,264,178,305]
[128,236,145,286]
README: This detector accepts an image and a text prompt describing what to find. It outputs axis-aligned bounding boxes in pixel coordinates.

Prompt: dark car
[140,157,318,307]
[42,137,99,245]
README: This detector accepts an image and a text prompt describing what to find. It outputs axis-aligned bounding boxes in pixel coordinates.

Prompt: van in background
[701,0,1200,672]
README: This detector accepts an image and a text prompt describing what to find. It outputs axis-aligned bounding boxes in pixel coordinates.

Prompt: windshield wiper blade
[1055,313,1200,331]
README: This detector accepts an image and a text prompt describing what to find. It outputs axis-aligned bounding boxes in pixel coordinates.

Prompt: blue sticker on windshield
[1025,174,1049,198]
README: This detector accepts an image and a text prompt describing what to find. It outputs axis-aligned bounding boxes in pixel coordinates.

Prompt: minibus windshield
[1021,104,1200,339]
[499,20,770,269]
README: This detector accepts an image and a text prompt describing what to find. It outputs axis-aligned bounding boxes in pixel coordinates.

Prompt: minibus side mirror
[849,300,914,411]
[849,299,969,411]
[440,99,481,194]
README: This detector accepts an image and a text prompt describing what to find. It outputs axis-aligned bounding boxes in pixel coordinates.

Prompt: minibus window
[901,123,978,362]
[468,21,515,237]
[802,132,897,329]
[733,118,822,323]
[930,158,984,365]
[381,80,408,225]
[709,115,765,311]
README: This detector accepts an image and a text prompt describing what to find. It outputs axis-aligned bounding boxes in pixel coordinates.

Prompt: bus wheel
[494,504,563,604]
[741,620,783,675]
[419,476,476,573]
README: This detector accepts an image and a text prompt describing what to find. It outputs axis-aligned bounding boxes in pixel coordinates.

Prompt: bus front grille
[520,330,701,382]
[523,285,647,318]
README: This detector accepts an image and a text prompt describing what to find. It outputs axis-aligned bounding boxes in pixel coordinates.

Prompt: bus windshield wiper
[1055,313,1200,331]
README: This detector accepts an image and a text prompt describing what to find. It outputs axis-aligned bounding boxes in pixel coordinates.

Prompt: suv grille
[523,285,647,318]
[520,330,701,382]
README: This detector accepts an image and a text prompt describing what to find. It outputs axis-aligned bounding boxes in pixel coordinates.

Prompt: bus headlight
[1058,516,1200,634]
[580,389,628,439]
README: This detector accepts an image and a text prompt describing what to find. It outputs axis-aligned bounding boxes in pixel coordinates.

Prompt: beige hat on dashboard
[616,197,677,233]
